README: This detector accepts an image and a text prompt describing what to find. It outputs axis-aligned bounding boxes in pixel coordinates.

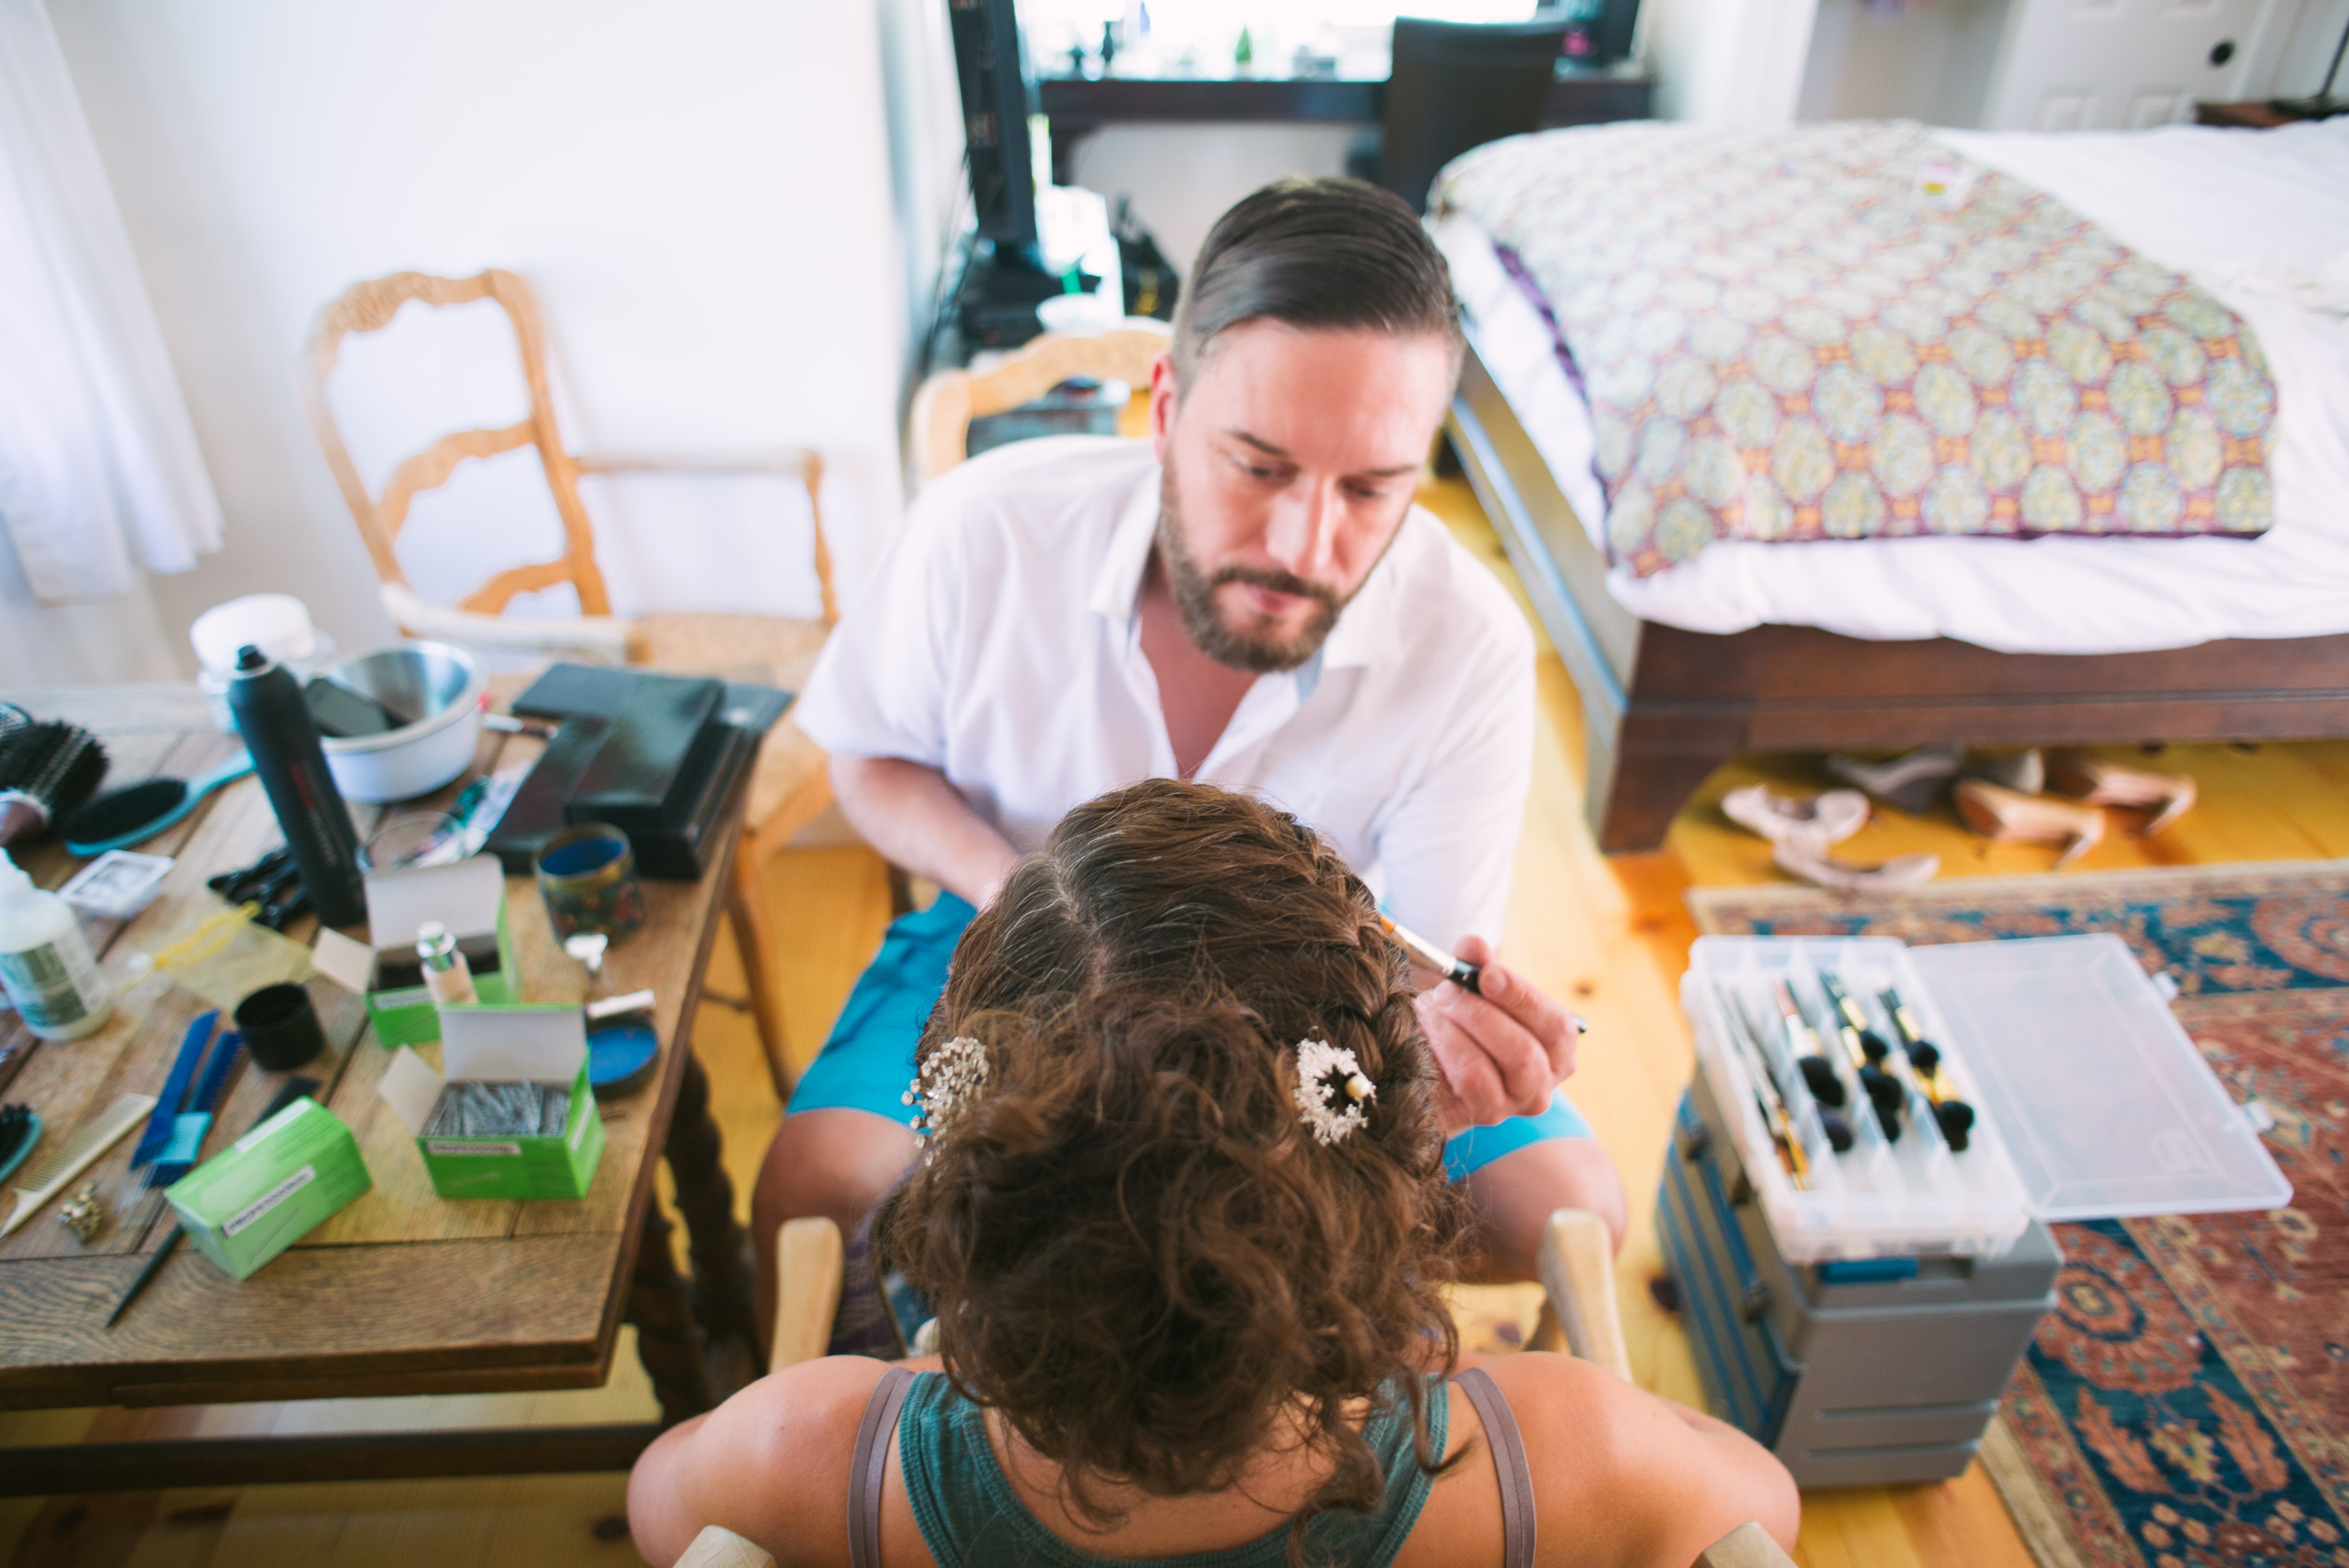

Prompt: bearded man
[753,179,1623,1332]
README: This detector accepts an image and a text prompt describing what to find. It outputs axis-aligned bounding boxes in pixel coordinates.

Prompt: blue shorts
[788,892,1593,1183]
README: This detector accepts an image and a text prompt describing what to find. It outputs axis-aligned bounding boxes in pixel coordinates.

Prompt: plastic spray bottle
[0,847,112,1040]
[227,643,366,927]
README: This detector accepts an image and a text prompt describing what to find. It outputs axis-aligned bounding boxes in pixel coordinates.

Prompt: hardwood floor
[6,476,2344,1566]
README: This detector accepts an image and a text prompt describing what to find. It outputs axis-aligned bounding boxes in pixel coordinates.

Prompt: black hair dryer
[226,644,367,927]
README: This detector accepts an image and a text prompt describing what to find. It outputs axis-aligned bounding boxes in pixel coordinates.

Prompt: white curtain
[0,0,222,604]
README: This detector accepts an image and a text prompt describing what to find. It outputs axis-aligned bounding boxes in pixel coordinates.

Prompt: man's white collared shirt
[793,436,1535,947]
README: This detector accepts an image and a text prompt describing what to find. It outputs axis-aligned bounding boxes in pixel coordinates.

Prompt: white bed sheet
[1436,119,2349,655]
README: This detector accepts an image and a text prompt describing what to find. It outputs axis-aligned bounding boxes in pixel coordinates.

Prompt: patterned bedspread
[1433,122,2279,576]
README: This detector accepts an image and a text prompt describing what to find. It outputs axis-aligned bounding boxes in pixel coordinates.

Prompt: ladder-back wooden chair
[302,268,832,1097]
[909,319,1173,484]
[664,1208,1797,1568]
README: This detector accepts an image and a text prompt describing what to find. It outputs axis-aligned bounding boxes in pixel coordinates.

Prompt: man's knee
[1461,1136,1629,1281]
[751,1108,920,1242]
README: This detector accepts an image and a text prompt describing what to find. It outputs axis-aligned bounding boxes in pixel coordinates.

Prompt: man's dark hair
[1170,177,1462,384]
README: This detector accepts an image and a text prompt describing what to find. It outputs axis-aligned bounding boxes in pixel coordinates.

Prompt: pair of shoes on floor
[1954,752,2197,869]
[1831,744,2195,871]
[1722,784,1940,893]
[1823,744,2045,813]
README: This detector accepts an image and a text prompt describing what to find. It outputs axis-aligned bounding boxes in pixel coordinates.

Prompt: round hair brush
[0,721,109,847]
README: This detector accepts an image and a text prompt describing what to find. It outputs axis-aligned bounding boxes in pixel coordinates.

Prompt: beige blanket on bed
[1434,122,2278,576]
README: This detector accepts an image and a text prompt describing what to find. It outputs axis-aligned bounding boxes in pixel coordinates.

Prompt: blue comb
[131,1010,218,1168]
[151,1030,245,1185]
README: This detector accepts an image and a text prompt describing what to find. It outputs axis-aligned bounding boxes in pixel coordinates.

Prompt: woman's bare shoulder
[632,1357,910,1567]
[1466,1354,1799,1567]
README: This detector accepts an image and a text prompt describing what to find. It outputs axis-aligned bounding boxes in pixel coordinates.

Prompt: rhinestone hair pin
[904,1035,989,1162]
[1292,1038,1376,1146]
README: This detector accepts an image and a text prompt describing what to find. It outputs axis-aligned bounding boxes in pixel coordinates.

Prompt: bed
[1432,118,2349,851]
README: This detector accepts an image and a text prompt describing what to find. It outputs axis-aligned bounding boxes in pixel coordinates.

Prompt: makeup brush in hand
[0,721,109,847]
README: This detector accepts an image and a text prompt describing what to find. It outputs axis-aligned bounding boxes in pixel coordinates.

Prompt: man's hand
[1414,935,1582,1137]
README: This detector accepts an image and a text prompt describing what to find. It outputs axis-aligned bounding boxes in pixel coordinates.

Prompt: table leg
[663,1050,760,1361]
[627,1202,718,1425]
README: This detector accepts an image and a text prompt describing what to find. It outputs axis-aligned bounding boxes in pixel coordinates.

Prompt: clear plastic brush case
[1685,935,2033,1262]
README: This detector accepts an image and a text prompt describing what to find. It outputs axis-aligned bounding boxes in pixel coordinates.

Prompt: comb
[0,1093,156,1239]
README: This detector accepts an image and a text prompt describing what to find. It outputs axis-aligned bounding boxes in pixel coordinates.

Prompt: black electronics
[948,0,1040,253]
[1545,0,1641,67]
[485,665,791,880]
[303,676,410,739]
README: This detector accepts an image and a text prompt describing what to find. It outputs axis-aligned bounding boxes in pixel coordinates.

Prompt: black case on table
[484,664,790,880]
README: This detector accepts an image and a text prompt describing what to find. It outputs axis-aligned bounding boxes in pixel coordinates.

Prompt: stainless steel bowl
[316,641,486,803]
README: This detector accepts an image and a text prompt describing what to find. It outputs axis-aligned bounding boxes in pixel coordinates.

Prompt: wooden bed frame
[1446,334,2349,853]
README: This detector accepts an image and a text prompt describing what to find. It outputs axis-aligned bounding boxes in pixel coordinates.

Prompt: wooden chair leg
[675,1524,776,1568]
[1536,1207,1633,1381]
[727,834,796,1102]
[772,1216,845,1371]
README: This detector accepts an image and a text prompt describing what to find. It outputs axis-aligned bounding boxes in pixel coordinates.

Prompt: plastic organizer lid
[1909,932,2290,1222]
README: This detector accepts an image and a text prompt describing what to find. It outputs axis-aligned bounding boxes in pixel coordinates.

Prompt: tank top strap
[847,1365,916,1568]
[1455,1367,1537,1568]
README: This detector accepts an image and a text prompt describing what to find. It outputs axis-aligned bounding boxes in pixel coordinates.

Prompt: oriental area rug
[1690,861,2349,1568]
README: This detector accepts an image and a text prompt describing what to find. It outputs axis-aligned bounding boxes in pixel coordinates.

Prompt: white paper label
[224,1164,316,1237]
[427,1140,521,1157]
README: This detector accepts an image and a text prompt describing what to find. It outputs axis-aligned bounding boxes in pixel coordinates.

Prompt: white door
[1981,0,2295,129]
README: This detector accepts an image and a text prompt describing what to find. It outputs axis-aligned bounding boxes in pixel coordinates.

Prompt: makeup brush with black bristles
[1819,972,1890,1064]
[0,721,109,848]
[1798,978,1902,1140]
[1734,991,1853,1153]
[1881,987,1975,1151]
[1766,979,1849,1110]
[1715,985,1838,1175]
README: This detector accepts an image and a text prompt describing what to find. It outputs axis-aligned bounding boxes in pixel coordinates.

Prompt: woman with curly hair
[630,779,1796,1567]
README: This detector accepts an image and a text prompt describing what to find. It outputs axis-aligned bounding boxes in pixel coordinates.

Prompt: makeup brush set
[1665,932,2294,1487]
[1688,937,2033,1263]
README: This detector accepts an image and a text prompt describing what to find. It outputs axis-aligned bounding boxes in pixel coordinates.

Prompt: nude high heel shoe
[2047,751,2198,836]
[1952,778,2104,869]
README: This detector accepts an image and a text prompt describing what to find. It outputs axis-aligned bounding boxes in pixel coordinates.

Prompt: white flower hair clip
[904,1035,989,1162]
[1292,1038,1376,1146]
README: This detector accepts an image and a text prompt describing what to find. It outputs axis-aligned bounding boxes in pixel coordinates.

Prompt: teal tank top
[894,1371,1450,1568]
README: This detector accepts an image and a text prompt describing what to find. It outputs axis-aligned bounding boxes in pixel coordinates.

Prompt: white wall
[879,0,970,411]
[1798,0,2014,125]
[1070,124,1360,283]
[32,0,910,680]
[1643,0,1821,126]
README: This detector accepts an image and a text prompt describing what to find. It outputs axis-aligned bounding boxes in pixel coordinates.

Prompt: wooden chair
[908,319,1172,484]
[302,268,833,1097]
[665,1208,1797,1568]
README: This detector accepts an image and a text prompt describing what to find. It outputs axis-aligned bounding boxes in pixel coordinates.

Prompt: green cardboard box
[165,1097,373,1281]
[379,1004,605,1201]
[314,855,519,1047]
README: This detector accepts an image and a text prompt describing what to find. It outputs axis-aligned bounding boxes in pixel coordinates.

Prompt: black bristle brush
[1882,987,1972,1151]
[0,721,109,847]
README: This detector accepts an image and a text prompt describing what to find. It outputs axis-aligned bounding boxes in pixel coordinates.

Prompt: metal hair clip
[904,1035,989,1163]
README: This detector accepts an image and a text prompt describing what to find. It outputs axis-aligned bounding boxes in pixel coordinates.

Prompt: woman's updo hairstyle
[879,778,1463,1551]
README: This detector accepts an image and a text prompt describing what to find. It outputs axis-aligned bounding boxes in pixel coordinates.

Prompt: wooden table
[0,682,756,1494]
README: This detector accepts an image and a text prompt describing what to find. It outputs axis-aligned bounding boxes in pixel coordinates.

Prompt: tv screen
[948,0,1040,254]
